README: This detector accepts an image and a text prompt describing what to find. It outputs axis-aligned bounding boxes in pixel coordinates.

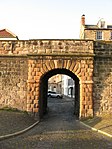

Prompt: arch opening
[39,68,80,119]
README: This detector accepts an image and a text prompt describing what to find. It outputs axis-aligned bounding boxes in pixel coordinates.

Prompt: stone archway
[27,57,93,119]
[39,68,80,119]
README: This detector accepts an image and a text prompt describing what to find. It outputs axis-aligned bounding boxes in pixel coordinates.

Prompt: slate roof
[85,25,99,29]
[85,25,112,30]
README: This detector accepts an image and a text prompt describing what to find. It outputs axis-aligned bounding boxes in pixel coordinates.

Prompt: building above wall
[80,15,112,41]
[0,29,19,40]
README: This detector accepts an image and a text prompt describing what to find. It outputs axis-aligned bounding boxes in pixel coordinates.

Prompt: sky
[1,0,112,40]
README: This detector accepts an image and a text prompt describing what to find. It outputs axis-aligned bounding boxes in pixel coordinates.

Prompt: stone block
[27,104,31,109]
[33,108,39,113]
[34,100,38,104]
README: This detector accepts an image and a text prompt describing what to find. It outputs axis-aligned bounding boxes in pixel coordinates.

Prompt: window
[68,78,74,86]
[100,20,106,28]
[96,31,102,40]
[110,32,112,40]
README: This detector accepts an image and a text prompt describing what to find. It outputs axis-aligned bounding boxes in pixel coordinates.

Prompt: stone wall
[0,56,28,111]
[0,40,93,55]
[84,30,112,41]
[0,40,94,119]
[93,41,112,115]
[0,39,112,118]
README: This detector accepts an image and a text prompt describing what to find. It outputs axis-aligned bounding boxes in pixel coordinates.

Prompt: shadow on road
[46,97,75,117]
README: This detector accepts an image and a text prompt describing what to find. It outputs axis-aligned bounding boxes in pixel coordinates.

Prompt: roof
[85,25,112,30]
[85,25,99,29]
[0,29,19,39]
[107,25,112,29]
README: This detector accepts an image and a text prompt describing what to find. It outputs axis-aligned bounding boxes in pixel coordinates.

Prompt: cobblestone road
[0,97,112,149]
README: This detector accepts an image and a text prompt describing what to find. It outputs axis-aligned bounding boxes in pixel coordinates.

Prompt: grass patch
[81,116,93,122]
[0,106,28,114]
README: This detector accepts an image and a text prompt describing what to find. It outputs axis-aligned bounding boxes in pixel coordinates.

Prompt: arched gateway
[39,68,80,119]
[0,40,94,119]
[27,40,94,119]
[27,58,94,119]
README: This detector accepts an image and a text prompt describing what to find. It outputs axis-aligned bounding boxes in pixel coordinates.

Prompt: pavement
[0,108,37,138]
[81,113,112,137]
[0,98,112,149]
[0,104,112,140]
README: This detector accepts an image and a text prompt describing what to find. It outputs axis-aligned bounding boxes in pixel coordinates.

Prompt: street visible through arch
[39,68,80,120]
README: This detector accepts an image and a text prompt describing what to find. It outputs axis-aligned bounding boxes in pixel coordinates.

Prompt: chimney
[81,14,85,26]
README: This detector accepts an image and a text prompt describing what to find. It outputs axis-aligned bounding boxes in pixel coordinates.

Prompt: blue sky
[0,0,112,39]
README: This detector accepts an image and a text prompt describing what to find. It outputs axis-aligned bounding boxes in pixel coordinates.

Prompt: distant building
[62,75,75,98]
[48,74,75,98]
[80,15,112,41]
[0,29,19,40]
[48,74,62,94]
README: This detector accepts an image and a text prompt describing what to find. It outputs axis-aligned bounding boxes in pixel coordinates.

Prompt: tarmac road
[0,97,112,149]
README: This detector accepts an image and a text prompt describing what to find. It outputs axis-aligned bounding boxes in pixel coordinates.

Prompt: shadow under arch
[39,68,80,119]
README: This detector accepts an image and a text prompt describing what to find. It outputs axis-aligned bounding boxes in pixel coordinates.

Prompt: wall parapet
[0,40,94,55]
[1,40,112,57]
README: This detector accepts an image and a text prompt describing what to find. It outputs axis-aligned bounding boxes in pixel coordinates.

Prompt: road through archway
[39,68,80,119]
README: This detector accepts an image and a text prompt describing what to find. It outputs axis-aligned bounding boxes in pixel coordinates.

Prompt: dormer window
[97,18,107,28]
[101,21,105,28]
[96,31,102,40]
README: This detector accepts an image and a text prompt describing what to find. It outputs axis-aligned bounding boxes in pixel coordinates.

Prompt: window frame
[96,31,103,40]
